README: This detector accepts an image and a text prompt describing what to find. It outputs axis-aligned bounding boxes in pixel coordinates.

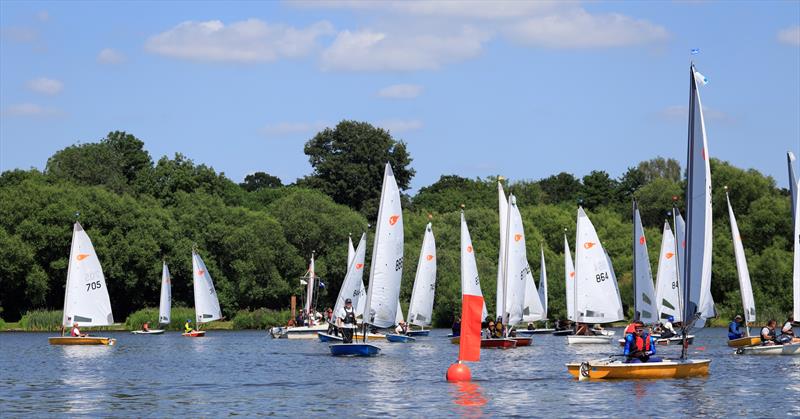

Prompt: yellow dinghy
[566,358,710,380]
[49,337,116,346]
[727,336,760,347]
[353,332,385,341]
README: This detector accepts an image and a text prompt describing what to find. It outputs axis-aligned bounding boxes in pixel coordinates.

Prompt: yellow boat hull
[727,336,760,347]
[566,359,710,379]
[49,337,116,346]
[353,333,385,341]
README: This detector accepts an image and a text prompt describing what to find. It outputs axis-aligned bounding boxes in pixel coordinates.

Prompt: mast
[632,199,639,321]
[61,218,79,335]
[501,194,513,332]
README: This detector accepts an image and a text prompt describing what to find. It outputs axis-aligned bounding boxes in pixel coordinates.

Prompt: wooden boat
[353,332,386,341]
[317,332,343,342]
[736,342,800,356]
[386,334,416,343]
[131,330,165,335]
[618,335,694,347]
[728,336,760,347]
[566,358,711,379]
[330,343,381,357]
[182,330,206,337]
[509,337,532,346]
[406,330,430,337]
[49,336,116,346]
[481,338,516,349]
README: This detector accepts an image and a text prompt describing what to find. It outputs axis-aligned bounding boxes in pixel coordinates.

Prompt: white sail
[347,235,355,269]
[683,64,716,327]
[461,212,488,319]
[362,163,404,328]
[538,246,548,319]
[503,195,543,325]
[789,152,798,224]
[192,250,222,323]
[333,233,367,320]
[633,202,658,324]
[408,223,437,327]
[304,255,315,315]
[396,301,405,324]
[356,282,367,317]
[564,235,575,321]
[61,222,114,327]
[655,221,682,322]
[496,181,508,320]
[726,191,756,323]
[159,262,172,324]
[793,178,800,321]
[574,207,624,323]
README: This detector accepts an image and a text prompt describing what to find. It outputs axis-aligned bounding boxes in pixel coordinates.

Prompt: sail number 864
[595,272,609,283]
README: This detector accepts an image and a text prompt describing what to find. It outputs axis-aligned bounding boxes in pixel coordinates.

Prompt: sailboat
[273,254,330,339]
[566,207,623,345]
[405,222,437,338]
[49,222,116,346]
[183,249,222,337]
[568,64,713,378]
[654,221,681,324]
[553,234,577,336]
[318,233,368,343]
[131,262,170,335]
[331,163,403,356]
[723,188,760,347]
[521,247,555,335]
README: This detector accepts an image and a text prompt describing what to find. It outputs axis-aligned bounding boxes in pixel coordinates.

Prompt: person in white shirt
[395,321,408,335]
[336,299,357,343]
[780,315,797,343]
[661,316,677,339]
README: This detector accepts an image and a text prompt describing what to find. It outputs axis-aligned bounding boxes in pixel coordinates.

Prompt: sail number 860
[595,272,609,283]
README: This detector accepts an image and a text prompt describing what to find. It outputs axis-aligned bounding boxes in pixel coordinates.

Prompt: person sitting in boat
[623,322,637,339]
[184,319,195,334]
[527,322,535,331]
[623,322,661,363]
[493,319,505,338]
[70,322,87,337]
[395,321,409,335]
[575,323,591,336]
[780,315,796,340]
[482,321,495,339]
[760,319,778,345]
[728,315,745,340]
[451,315,461,337]
[141,322,151,332]
[336,298,357,344]
[660,316,677,339]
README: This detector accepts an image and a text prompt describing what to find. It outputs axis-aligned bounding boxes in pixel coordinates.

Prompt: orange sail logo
[389,215,400,226]
[197,270,205,276]
[639,236,646,245]
[466,245,473,253]
[569,272,575,278]
[426,255,434,261]
[356,263,363,269]
[583,242,596,249]
[76,254,90,261]
[514,234,522,242]
[665,252,675,259]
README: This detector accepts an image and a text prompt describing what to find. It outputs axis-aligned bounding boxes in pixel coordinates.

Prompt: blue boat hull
[406,330,429,337]
[317,332,343,343]
[386,334,416,343]
[329,343,381,357]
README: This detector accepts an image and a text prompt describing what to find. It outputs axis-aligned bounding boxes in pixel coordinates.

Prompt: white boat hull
[270,324,330,339]
[567,335,614,345]
[737,343,800,356]
[131,330,165,335]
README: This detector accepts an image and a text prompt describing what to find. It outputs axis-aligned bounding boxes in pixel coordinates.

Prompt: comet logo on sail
[583,242,596,249]
[514,234,522,242]
[389,215,400,226]
[77,254,90,261]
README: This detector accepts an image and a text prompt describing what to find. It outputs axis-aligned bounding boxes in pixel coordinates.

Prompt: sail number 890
[85,281,102,292]
[595,272,609,283]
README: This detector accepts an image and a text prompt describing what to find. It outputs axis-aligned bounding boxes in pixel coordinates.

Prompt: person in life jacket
[70,322,87,337]
[760,319,778,345]
[661,316,677,339]
[451,315,461,337]
[142,322,150,332]
[728,315,745,340]
[623,321,639,339]
[184,319,194,334]
[623,322,661,363]
[336,298,357,344]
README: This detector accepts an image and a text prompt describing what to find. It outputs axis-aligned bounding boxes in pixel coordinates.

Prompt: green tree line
[0,122,794,327]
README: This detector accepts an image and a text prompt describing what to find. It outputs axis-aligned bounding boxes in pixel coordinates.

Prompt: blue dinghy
[329,343,381,357]
[386,334,416,343]
[318,332,343,343]
[406,330,429,337]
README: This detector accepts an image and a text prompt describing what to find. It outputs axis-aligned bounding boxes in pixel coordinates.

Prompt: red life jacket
[71,327,80,337]
[624,324,636,335]
[632,333,652,352]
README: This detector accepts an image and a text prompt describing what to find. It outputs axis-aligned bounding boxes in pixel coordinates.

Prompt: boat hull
[182,331,206,337]
[727,336,760,348]
[270,324,330,339]
[518,328,555,336]
[317,332,343,342]
[131,330,164,335]
[567,359,711,379]
[386,334,416,343]
[737,343,800,356]
[353,333,386,341]
[406,330,429,337]
[618,335,694,347]
[510,337,532,346]
[48,337,116,346]
[481,338,517,349]
[552,330,574,336]
[329,343,381,357]
[567,335,613,345]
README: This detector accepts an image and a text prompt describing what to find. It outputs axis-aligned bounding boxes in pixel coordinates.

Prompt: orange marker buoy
[446,362,472,382]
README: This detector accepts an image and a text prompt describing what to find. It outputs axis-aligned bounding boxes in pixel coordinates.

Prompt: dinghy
[49,222,116,346]
[132,330,165,335]
[566,358,710,380]
[332,163,402,357]
[405,222,437,338]
[737,342,800,356]
[724,188,759,347]
[132,261,171,335]
[184,249,222,337]
[317,332,343,342]
[618,335,693,347]
[275,254,333,339]
[386,334,416,343]
[320,232,368,342]
[481,338,516,349]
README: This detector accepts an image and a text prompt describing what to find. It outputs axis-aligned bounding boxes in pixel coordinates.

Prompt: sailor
[142,322,150,332]
[760,319,778,345]
[493,319,505,338]
[623,322,660,363]
[661,316,677,339]
[623,322,638,339]
[728,315,745,340]
[780,315,797,342]
[184,319,194,334]
[395,321,408,335]
[451,315,461,337]
[336,298,357,344]
[482,321,495,339]
[70,322,86,337]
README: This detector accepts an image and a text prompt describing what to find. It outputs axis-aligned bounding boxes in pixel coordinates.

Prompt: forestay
[574,207,623,324]
[159,262,172,324]
[363,163,404,328]
[633,201,657,324]
[333,233,367,320]
[407,223,437,327]
[655,222,682,322]
[726,191,756,323]
[192,251,222,323]
[61,222,114,327]
[564,235,575,321]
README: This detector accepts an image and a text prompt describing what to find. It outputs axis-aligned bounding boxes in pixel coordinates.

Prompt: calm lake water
[1,327,798,417]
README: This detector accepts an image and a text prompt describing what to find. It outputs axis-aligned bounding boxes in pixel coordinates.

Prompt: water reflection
[448,380,486,418]
[57,345,112,415]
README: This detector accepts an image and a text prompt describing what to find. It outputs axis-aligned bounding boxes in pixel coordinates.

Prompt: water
[1,328,798,417]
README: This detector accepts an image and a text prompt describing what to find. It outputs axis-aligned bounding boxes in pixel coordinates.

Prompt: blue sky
[1,1,799,192]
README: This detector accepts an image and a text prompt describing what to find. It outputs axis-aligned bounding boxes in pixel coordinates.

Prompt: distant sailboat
[49,222,116,346]
[184,249,222,337]
[552,234,577,336]
[132,261,170,335]
[654,221,682,323]
[632,200,657,324]
[406,222,437,337]
[319,233,368,343]
[725,188,759,347]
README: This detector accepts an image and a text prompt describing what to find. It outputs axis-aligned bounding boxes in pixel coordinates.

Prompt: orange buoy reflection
[449,381,487,418]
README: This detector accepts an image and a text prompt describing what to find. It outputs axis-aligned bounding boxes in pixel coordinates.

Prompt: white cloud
[26,77,63,95]
[377,118,423,133]
[777,26,800,46]
[321,26,489,71]
[2,103,62,117]
[659,105,732,123]
[505,9,669,48]
[260,121,328,138]
[97,48,126,64]
[146,19,334,63]
[377,84,423,99]
[293,0,560,20]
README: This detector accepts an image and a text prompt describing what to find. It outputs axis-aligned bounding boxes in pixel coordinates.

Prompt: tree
[637,157,682,183]
[136,153,244,206]
[413,175,495,214]
[241,172,283,192]
[538,172,582,204]
[301,120,415,216]
[581,170,617,209]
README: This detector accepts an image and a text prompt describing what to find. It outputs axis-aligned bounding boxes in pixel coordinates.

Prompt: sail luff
[61,223,78,327]
[789,152,798,224]
[333,233,367,320]
[496,181,508,320]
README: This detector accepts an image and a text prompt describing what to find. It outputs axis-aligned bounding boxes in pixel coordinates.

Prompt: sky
[1,0,799,193]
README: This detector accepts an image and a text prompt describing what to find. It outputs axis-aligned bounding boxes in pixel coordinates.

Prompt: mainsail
[333,233,367,320]
[304,255,316,315]
[655,221,682,322]
[61,222,114,327]
[564,235,575,321]
[793,178,800,321]
[789,152,798,224]
[574,207,623,323]
[502,194,543,325]
[159,262,172,324]
[496,181,508,320]
[633,201,657,324]
[362,163,404,328]
[726,190,756,324]
[192,250,222,324]
[538,246,548,319]
[407,223,437,327]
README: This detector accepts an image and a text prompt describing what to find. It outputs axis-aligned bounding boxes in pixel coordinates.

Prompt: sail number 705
[85,281,102,291]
